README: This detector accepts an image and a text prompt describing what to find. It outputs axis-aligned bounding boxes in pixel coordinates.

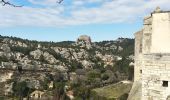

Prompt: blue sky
[0,0,170,42]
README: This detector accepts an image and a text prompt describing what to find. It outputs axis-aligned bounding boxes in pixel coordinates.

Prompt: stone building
[30,90,45,100]
[128,7,170,100]
[76,35,92,49]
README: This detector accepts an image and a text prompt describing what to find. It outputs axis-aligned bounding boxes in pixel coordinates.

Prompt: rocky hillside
[0,35,134,99]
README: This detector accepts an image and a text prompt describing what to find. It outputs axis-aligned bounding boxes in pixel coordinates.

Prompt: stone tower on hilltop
[76,35,92,49]
[128,7,170,100]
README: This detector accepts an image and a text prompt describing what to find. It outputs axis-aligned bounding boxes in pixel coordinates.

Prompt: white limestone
[0,72,13,82]
[129,7,170,100]
[151,13,170,53]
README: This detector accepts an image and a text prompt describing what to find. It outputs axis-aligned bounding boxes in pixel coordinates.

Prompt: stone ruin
[76,35,92,49]
[128,7,170,100]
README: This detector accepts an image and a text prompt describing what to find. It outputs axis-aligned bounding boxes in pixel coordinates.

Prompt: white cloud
[0,0,170,27]
[72,0,103,6]
[0,6,65,27]
[28,0,58,6]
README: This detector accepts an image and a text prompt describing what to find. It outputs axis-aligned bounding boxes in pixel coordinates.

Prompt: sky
[0,0,170,42]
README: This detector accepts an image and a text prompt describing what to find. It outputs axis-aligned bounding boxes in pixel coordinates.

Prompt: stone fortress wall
[142,54,170,100]
[129,7,170,100]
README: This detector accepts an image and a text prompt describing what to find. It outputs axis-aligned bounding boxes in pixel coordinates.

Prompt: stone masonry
[129,7,170,100]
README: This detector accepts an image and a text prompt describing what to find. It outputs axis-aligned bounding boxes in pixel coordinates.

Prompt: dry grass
[92,82,132,100]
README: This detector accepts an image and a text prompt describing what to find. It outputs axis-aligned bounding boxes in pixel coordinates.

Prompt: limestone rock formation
[54,65,68,72]
[0,34,134,98]
[2,38,27,47]
[76,35,92,49]
[30,49,43,60]
[1,44,11,52]
[4,82,13,95]
[59,48,71,58]
[77,35,91,44]
[81,60,94,69]
[43,52,59,64]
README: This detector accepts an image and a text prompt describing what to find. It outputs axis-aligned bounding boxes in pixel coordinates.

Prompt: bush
[10,46,35,55]
[87,71,101,79]
[101,73,109,81]
[12,81,30,98]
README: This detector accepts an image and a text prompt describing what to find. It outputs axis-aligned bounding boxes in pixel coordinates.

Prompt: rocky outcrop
[43,52,59,64]
[1,44,11,52]
[76,35,92,49]
[30,49,43,60]
[77,35,91,44]
[4,82,13,95]
[54,65,68,72]
[0,71,13,82]
[81,60,94,69]
[2,38,28,47]
[0,35,134,98]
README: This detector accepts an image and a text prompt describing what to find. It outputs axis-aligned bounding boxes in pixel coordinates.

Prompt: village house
[30,90,45,100]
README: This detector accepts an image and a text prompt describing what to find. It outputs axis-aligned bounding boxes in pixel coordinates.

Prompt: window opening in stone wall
[163,81,168,87]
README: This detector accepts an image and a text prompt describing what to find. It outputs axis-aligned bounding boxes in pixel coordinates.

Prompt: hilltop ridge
[0,34,134,99]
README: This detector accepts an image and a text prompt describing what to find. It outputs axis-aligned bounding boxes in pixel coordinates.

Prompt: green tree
[12,81,29,99]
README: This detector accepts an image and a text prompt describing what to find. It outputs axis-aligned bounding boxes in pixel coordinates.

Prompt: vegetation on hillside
[0,35,134,100]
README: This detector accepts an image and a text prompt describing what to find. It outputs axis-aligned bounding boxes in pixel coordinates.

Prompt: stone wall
[143,15,152,54]
[151,13,170,53]
[134,30,143,81]
[129,7,170,100]
[142,54,170,100]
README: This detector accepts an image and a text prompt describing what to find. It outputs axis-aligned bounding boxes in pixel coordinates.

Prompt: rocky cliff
[0,35,134,99]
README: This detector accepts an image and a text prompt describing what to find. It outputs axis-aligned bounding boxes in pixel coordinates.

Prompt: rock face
[0,72,13,82]
[30,49,43,60]
[129,7,170,100]
[43,52,59,64]
[2,38,28,47]
[1,44,11,52]
[77,35,91,44]
[81,60,93,69]
[0,34,134,98]
[76,35,92,49]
